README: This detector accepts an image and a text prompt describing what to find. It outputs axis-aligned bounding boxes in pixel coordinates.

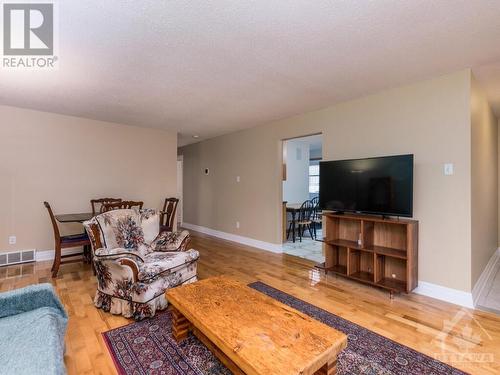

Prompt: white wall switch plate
[236,221,240,229]
[8,236,16,245]
[236,176,240,183]
[444,163,454,176]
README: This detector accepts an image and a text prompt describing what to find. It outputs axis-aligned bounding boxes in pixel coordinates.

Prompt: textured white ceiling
[1,1,500,146]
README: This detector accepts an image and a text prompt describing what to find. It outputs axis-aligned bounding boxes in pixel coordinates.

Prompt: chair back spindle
[160,198,179,232]
[91,198,122,216]
[102,200,144,212]
[298,200,314,223]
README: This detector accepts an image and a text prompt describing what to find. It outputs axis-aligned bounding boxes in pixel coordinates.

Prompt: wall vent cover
[7,252,21,264]
[0,250,37,267]
[21,250,35,262]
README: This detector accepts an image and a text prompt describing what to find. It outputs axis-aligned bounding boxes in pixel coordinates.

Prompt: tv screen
[319,154,414,217]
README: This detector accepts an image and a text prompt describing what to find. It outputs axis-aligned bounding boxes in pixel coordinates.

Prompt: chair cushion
[94,209,160,252]
[61,232,89,244]
[138,249,199,281]
[95,209,143,250]
[150,230,190,252]
[139,209,160,244]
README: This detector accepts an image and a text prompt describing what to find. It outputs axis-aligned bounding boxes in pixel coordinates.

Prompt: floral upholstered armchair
[83,208,199,320]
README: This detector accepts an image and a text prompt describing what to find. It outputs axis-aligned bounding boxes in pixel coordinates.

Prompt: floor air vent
[0,250,36,267]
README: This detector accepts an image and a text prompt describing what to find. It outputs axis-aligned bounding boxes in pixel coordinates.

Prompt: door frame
[279,132,323,244]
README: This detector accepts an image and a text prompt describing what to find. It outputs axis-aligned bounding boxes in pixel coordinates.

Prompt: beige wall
[470,76,498,289]
[181,70,474,292]
[0,105,177,253]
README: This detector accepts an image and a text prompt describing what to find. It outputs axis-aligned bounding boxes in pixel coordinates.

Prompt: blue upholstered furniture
[0,284,68,375]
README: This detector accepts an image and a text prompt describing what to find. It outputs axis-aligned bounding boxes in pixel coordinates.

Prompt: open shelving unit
[316,213,418,294]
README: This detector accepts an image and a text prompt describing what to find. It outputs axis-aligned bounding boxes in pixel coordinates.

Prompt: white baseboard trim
[184,222,480,309]
[472,247,500,305]
[36,248,83,262]
[182,222,283,254]
[414,281,474,309]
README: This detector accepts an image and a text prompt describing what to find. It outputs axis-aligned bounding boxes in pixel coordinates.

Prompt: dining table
[55,212,94,223]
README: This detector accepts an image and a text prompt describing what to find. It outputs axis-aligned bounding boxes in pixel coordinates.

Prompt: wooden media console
[316,213,418,295]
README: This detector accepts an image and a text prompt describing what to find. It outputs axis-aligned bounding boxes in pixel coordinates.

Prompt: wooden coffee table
[166,276,347,375]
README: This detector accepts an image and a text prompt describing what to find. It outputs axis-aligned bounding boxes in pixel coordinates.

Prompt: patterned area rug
[103,282,467,375]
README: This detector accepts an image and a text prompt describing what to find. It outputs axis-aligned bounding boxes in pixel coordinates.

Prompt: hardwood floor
[1,231,499,375]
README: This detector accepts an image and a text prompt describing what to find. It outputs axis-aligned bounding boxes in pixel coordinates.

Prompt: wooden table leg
[314,357,338,375]
[170,306,191,342]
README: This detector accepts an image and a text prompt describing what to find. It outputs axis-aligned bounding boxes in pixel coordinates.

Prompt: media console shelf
[315,213,418,295]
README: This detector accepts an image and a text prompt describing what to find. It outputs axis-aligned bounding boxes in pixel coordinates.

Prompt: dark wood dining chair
[90,198,122,216]
[310,196,321,240]
[160,197,179,232]
[43,201,91,278]
[296,200,315,242]
[101,200,144,212]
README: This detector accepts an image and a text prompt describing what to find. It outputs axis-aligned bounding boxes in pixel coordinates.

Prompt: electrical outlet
[8,236,16,245]
[236,221,240,229]
[444,163,454,176]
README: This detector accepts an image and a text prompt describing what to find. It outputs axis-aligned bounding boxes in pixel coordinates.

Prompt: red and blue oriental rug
[103,281,468,374]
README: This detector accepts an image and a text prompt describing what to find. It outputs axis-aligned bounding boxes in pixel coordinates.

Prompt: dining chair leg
[307,224,314,239]
[51,244,61,278]
[299,224,302,242]
[51,243,58,271]
[287,222,292,240]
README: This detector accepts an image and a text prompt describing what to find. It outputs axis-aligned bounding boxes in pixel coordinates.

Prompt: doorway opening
[281,134,323,263]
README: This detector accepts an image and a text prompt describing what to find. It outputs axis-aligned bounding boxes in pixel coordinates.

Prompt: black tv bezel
[319,154,414,218]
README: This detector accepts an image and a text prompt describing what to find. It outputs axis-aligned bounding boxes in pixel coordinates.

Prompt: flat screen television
[319,154,414,217]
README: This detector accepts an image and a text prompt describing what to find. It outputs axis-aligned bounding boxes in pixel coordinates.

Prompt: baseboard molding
[36,248,83,262]
[183,222,482,308]
[414,281,474,309]
[182,223,283,254]
[472,247,500,305]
